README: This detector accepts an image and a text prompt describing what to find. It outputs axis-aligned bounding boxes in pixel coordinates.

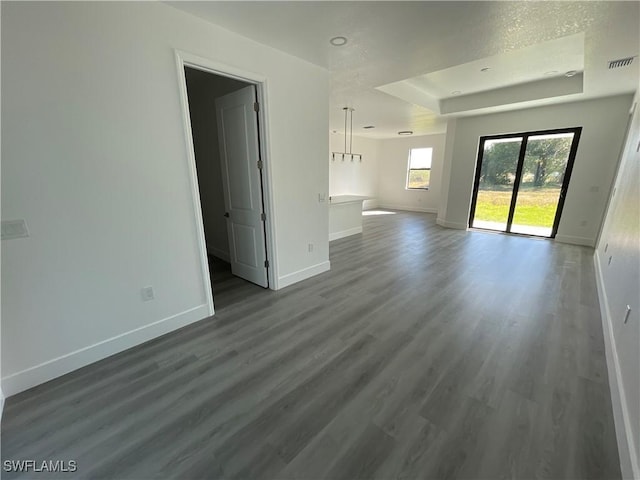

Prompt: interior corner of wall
[554,234,595,248]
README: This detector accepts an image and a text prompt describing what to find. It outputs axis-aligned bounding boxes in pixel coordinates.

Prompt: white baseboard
[1,304,211,397]
[207,245,230,263]
[594,251,638,479]
[378,204,437,214]
[277,261,330,290]
[329,226,362,241]
[554,234,595,247]
[436,217,468,230]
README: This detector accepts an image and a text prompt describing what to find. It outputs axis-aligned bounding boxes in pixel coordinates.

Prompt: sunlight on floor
[362,210,396,216]
[472,219,552,237]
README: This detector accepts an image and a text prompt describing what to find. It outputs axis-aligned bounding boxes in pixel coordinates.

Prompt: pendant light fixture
[331,107,362,162]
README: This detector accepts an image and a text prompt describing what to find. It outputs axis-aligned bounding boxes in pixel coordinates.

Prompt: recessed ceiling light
[398,130,413,136]
[480,67,491,72]
[363,125,375,129]
[330,36,347,46]
[544,71,559,76]
[451,90,462,95]
[565,70,578,77]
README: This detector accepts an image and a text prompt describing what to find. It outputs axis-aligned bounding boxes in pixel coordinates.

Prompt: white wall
[0,0,3,420]
[185,68,247,262]
[329,133,448,215]
[329,133,379,209]
[439,95,634,245]
[377,134,445,213]
[437,118,458,228]
[1,2,329,395]
[594,95,639,479]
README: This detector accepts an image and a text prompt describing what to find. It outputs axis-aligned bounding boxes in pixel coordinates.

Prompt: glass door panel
[510,133,574,237]
[469,127,581,239]
[471,137,522,232]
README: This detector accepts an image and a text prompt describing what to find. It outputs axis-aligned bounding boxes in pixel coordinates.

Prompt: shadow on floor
[208,255,270,311]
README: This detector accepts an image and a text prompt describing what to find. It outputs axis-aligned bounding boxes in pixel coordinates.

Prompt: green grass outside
[474,187,561,227]
[408,170,430,189]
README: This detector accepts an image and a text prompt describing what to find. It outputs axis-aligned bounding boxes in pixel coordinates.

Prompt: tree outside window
[406,148,432,189]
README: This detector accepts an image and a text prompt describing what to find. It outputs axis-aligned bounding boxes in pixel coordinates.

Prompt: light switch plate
[1,220,29,240]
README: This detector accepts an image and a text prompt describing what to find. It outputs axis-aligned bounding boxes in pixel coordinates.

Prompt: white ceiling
[169,1,640,139]
[397,34,586,100]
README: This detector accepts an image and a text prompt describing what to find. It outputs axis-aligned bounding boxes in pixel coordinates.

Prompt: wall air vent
[608,56,635,69]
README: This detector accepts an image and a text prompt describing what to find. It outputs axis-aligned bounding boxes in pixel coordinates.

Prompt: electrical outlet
[308,243,314,253]
[141,286,155,301]
[1,220,29,240]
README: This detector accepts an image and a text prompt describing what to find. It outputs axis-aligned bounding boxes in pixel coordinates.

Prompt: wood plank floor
[2,211,620,479]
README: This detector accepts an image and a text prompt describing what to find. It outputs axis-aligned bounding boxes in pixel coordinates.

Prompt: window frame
[405,147,433,190]
[468,126,582,238]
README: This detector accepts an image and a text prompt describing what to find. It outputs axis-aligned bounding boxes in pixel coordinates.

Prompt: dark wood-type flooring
[2,211,620,479]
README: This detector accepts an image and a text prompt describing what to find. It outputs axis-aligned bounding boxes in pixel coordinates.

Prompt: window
[406,147,432,189]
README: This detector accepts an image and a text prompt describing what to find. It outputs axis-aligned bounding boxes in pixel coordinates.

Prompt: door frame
[174,49,279,316]
[469,126,582,238]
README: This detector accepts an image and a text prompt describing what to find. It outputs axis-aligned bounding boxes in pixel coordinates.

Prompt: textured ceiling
[169,1,640,138]
[404,34,585,99]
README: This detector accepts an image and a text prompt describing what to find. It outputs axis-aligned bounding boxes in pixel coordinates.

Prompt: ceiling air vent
[608,56,635,69]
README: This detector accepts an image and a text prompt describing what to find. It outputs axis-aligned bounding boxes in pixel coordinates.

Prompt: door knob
[224,212,230,218]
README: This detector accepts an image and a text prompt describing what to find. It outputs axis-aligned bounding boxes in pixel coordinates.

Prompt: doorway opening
[180,62,272,311]
[469,127,582,238]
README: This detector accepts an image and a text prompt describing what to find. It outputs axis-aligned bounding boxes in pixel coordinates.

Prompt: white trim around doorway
[174,50,280,310]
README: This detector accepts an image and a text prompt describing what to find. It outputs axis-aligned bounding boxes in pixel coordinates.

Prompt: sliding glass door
[469,127,581,238]
[471,137,522,232]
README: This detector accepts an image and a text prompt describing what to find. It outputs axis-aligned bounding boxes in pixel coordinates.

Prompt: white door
[215,86,269,288]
